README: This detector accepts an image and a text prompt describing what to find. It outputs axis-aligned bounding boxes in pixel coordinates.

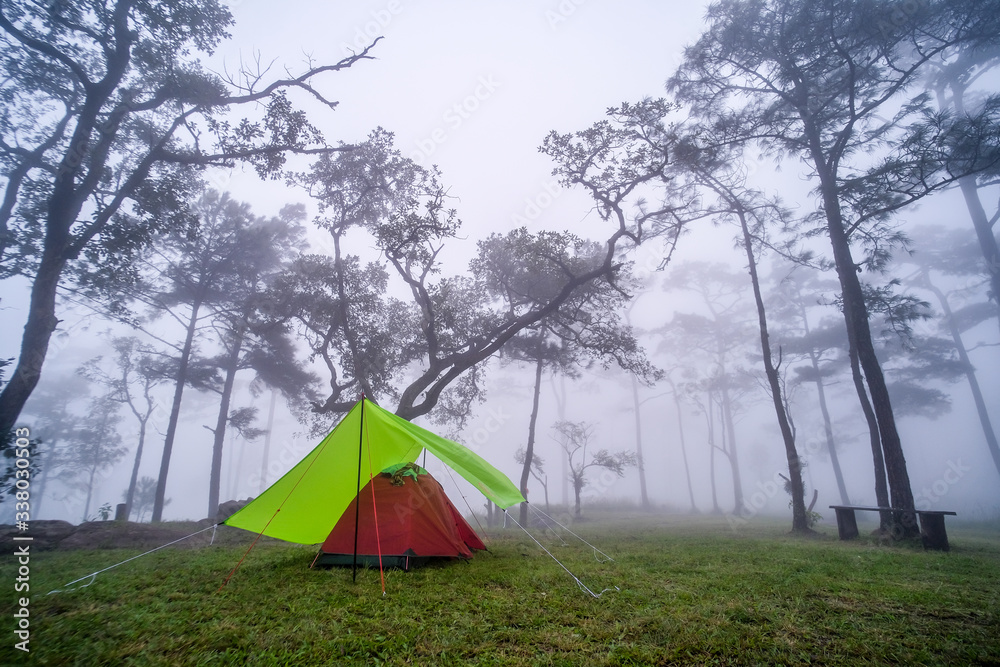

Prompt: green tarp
[224,398,524,544]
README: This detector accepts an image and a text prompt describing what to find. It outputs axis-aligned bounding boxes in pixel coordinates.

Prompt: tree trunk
[519,349,545,525]
[956,176,1000,337]
[259,390,278,494]
[707,392,721,514]
[950,85,1000,334]
[720,383,744,514]
[808,132,917,537]
[208,327,245,521]
[123,373,154,522]
[738,211,809,532]
[573,477,583,517]
[34,446,52,518]
[668,378,698,512]
[850,345,892,532]
[0,250,66,438]
[0,63,128,437]
[796,303,850,504]
[82,465,97,523]
[832,224,917,536]
[810,350,849,504]
[151,299,202,523]
[630,375,650,510]
[123,417,148,521]
[550,373,569,507]
[923,272,1000,479]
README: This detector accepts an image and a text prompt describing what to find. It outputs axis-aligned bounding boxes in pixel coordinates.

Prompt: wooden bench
[829,505,958,551]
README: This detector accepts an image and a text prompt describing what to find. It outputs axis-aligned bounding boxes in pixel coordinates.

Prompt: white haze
[2,0,998,526]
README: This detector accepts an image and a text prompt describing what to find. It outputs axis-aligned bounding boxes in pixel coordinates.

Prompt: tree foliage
[664,0,1000,533]
[554,420,637,517]
[274,128,661,428]
[0,0,379,440]
[78,335,161,520]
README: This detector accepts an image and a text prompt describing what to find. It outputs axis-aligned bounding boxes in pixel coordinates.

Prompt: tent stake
[352,395,365,582]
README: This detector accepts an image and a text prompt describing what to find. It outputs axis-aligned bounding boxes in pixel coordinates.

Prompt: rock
[215,497,253,523]
[57,521,215,550]
[0,519,76,551]
[0,517,266,552]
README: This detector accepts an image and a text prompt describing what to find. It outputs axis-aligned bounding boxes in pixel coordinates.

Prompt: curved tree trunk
[850,345,892,532]
[923,272,1000,479]
[707,392,721,514]
[957,176,1000,337]
[151,299,202,523]
[82,466,97,523]
[550,373,569,507]
[519,348,545,525]
[668,377,698,513]
[259,390,278,494]
[950,85,1000,334]
[0,33,132,438]
[796,303,850,504]
[123,417,148,521]
[810,350,849,504]
[630,375,650,509]
[208,327,245,521]
[123,374,155,521]
[738,210,809,532]
[720,383,744,514]
[808,131,917,537]
[0,250,66,438]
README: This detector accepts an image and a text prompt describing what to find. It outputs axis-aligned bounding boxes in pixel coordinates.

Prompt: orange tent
[315,464,486,571]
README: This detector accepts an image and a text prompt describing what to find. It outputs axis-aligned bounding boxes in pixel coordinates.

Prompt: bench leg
[918,514,950,551]
[834,508,859,540]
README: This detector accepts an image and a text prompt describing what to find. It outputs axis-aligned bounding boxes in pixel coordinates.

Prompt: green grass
[3,513,999,666]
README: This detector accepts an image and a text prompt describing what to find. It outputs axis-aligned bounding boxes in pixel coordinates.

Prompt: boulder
[215,497,253,523]
[57,521,213,550]
[0,517,264,552]
[0,519,76,551]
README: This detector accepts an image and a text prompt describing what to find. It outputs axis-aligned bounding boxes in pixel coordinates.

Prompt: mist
[1,0,998,536]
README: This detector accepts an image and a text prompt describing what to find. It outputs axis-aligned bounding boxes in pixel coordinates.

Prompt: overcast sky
[204,0,999,523]
[213,1,708,242]
[201,0,720,518]
[5,0,999,523]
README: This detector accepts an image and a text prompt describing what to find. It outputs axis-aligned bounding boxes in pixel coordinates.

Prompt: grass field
[3,512,999,666]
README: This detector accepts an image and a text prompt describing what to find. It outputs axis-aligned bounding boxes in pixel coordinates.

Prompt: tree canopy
[0,0,378,438]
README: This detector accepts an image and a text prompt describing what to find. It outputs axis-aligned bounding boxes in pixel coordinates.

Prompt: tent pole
[352,396,365,582]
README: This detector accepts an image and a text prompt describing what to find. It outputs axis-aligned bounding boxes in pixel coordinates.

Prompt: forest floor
[2,511,998,665]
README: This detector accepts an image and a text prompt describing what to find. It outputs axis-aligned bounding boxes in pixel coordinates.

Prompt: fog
[2,0,998,530]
